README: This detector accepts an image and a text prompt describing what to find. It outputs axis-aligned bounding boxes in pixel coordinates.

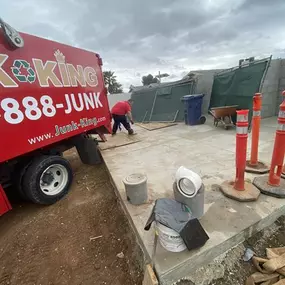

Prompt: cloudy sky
[2,0,285,91]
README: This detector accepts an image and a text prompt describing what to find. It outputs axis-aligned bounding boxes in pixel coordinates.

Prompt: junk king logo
[0,50,103,126]
[11,60,36,83]
[0,49,99,88]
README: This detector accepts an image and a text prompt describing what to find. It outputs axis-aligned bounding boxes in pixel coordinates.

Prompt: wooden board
[142,264,159,285]
[98,133,140,151]
[136,122,177,131]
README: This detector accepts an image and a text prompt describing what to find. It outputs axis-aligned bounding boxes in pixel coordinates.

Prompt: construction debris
[89,235,103,241]
[246,247,285,284]
[116,252,124,259]
[243,248,255,262]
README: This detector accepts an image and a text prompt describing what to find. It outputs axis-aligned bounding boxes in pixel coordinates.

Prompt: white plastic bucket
[175,166,202,198]
[156,222,186,253]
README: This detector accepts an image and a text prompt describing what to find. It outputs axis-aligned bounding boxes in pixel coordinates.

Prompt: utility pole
[155,72,169,83]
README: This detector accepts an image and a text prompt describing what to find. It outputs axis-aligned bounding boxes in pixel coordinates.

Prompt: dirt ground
[2,148,285,285]
[0,149,144,285]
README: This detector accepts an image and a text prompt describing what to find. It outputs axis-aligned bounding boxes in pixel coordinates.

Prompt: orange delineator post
[234,110,249,191]
[249,93,262,166]
[268,91,285,186]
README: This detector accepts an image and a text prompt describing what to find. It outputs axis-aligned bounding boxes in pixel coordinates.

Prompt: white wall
[107,93,131,109]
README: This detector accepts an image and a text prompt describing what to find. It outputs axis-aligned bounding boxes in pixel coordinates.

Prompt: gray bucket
[173,182,205,219]
[123,174,148,205]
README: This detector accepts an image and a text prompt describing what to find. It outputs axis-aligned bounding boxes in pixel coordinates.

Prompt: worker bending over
[111,99,135,135]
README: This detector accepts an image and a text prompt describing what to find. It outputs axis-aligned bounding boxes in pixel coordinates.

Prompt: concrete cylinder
[173,182,205,219]
[123,173,148,205]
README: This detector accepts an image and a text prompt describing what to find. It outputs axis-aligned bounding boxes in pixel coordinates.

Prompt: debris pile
[246,247,285,285]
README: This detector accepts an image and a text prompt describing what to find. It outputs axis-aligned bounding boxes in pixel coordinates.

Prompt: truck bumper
[0,184,12,216]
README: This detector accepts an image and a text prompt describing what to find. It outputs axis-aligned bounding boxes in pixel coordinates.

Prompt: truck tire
[15,161,32,201]
[22,155,73,205]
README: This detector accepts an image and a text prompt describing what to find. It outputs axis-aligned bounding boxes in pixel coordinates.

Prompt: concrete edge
[100,153,151,266]
[158,204,285,285]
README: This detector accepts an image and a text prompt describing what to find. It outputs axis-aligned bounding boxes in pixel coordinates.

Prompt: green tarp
[209,59,269,123]
[131,80,196,122]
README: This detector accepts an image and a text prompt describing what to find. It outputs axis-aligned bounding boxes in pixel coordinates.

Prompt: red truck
[0,19,111,215]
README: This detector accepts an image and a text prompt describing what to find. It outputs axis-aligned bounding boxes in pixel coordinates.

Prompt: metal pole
[149,92,158,122]
[142,111,148,123]
[259,55,272,92]
[173,110,179,122]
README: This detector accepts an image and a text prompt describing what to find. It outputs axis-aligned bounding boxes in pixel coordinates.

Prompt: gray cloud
[1,0,285,90]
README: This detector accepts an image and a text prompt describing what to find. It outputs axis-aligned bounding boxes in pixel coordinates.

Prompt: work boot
[128,129,135,135]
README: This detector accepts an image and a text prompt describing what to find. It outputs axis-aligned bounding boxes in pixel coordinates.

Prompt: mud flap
[75,136,102,165]
[0,184,12,216]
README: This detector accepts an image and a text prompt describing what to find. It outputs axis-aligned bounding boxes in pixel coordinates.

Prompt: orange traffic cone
[245,93,269,174]
[253,91,285,198]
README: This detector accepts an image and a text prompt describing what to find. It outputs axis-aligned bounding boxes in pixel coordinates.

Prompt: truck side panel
[0,31,111,163]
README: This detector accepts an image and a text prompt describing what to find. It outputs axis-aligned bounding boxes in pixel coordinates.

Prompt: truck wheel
[15,162,32,201]
[22,155,73,205]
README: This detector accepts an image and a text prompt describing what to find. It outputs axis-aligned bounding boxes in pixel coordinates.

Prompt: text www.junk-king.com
[28,117,106,145]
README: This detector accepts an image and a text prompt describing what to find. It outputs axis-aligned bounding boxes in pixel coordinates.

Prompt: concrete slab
[101,116,285,285]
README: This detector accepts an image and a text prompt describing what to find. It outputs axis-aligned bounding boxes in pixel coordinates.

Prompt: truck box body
[0,23,112,215]
[0,30,111,163]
